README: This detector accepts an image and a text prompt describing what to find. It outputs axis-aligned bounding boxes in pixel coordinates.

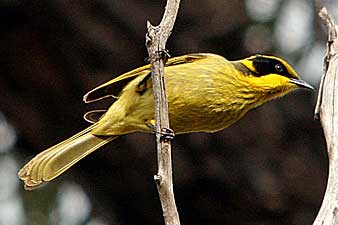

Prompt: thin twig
[313,7,338,225]
[145,1,181,225]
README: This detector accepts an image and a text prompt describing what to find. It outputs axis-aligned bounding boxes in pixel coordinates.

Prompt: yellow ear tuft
[239,56,258,73]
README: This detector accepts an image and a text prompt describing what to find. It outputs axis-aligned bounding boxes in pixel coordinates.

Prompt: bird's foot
[158,127,175,140]
[159,49,171,63]
[146,119,175,140]
[144,49,171,63]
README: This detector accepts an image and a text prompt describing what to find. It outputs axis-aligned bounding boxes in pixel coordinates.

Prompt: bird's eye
[275,64,283,73]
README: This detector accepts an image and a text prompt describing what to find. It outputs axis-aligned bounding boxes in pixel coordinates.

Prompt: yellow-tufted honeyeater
[18,53,314,190]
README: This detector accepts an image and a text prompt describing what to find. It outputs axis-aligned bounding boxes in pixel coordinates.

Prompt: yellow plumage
[18,53,313,190]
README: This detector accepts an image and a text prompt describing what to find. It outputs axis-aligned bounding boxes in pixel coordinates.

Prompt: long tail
[18,124,118,190]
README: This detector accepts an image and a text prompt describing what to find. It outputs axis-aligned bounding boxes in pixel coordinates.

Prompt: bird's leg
[146,119,156,129]
[159,127,175,140]
[159,49,171,63]
[144,49,170,63]
[146,119,175,140]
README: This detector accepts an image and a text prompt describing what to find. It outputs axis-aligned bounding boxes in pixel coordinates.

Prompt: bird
[18,53,314,190]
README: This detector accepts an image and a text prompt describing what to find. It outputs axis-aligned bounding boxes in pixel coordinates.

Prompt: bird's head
[238,55,314,97]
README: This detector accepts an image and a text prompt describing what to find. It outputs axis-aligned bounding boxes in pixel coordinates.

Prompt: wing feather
[83,53,210,103]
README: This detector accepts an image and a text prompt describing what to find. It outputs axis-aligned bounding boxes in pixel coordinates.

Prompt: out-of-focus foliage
[0,0,333,224]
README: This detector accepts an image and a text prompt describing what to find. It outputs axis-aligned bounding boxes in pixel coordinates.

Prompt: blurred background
[1,0,337,224]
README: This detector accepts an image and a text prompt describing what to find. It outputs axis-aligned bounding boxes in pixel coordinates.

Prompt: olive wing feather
[83,53,209,103]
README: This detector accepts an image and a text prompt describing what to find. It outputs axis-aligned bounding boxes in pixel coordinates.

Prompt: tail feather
[18,125,118,190]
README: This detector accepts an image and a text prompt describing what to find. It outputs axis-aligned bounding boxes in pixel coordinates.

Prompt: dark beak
[290,78,314,91]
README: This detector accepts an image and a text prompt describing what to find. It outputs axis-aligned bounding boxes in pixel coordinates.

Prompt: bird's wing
[83,110,107,123]
[83,53,211,103]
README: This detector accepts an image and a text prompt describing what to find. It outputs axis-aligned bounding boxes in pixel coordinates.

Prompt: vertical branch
[145,1,181,225]
[313,7,338,225]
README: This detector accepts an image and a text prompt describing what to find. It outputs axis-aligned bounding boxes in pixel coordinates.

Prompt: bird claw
[146,119,175,140]
[159,49,171,63]
[158,127,175,140]
[144,49,171,63]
